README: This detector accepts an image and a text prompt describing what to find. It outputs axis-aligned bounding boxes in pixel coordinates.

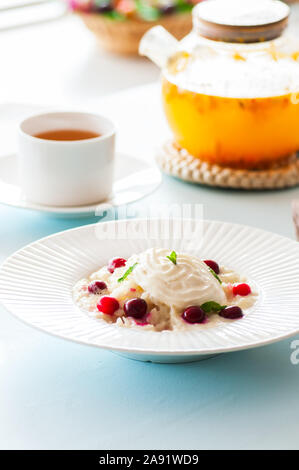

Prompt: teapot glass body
[156,3,299,169]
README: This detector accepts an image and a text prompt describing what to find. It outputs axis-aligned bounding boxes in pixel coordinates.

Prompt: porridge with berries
[73,248,258,332]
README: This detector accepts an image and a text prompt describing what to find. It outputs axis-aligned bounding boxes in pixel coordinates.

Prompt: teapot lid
[193,0,290,43]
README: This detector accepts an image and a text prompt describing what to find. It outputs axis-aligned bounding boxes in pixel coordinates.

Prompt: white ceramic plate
[0,153,161,218]
[1,218,299,363]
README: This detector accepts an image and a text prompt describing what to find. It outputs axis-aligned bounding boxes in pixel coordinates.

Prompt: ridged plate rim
[1,219,299,357]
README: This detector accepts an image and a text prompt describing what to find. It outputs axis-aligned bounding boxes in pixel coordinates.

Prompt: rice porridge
[73,248,258,332]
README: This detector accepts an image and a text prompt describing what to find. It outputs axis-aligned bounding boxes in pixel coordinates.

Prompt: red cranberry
[135,320,149,326]
[124,298,147,319]
[88,281,107,294]
[107,257,127,273]
[97,296,119,315]
[219,306,243,319]
[182,306,206,324]
[233,283,251,296]
[204,260,220,274]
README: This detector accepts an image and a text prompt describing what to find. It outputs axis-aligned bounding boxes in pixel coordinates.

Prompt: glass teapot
[140,0,299,169]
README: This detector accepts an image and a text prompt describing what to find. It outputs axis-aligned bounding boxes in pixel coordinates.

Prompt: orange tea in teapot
[162,48,299,169]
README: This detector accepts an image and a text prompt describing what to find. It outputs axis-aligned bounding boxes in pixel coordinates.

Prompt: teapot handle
[139,26,179,69]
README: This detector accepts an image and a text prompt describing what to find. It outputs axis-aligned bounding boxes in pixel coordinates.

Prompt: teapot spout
[139,26,179,68]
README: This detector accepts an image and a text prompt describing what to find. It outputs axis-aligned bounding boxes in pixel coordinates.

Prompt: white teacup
[18,111,116,207]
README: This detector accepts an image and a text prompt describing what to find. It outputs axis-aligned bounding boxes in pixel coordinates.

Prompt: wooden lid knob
[193,0,290,43]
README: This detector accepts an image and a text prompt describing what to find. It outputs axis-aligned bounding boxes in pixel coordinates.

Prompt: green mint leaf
[209,268,222,284]
[103,11,126,21]
[175,4,193,14]
[117,262,138,283]
[166,251,177,265]
[201,301,226,313]
[135,0,161,21]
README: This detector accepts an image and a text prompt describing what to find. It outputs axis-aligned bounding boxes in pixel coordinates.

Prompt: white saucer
[0,153,161,217]
[1,218,299,363]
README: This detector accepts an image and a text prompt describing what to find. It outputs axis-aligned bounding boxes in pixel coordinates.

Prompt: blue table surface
[1,169,299,450]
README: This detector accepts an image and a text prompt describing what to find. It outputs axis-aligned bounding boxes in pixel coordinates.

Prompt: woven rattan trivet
[156,142,299,190]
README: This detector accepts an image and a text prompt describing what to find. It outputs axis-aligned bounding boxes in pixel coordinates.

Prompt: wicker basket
[78,12,192,55]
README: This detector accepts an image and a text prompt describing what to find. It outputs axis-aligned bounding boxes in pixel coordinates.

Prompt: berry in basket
[68,0,201,54]
[69,1,203,21]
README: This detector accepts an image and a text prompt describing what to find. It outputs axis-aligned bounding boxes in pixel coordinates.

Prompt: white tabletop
[1,6,299,450]
[0,9,159,106]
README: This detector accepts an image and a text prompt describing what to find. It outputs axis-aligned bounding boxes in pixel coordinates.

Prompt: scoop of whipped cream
[132,248,226,309]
